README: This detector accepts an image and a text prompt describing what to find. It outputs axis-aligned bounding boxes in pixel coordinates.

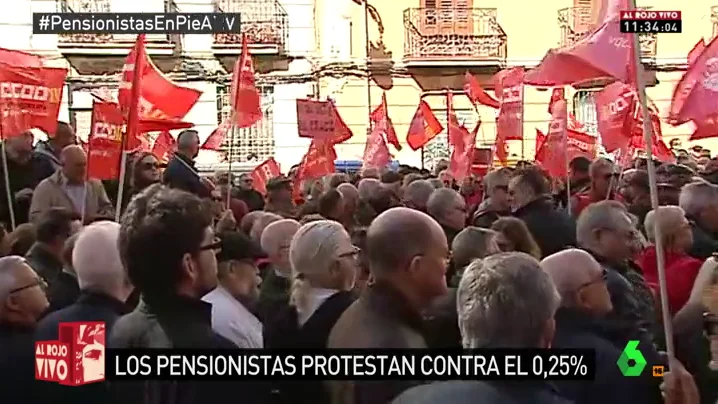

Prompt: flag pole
[0,114,15,230]
[114,151,128,222]
[364,0,373,135]
[628,0,673,359]
[226,112,236,210]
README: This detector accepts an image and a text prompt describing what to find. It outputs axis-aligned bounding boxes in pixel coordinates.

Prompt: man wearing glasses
[0,256,50,401]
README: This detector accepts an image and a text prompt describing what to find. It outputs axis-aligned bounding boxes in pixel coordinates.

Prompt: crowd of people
[0,122,717,404]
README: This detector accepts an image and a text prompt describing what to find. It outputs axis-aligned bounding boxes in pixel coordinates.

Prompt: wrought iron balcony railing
[56,0,177,44]
[403,7,507,62]
[558,6,657,61]
[212,0,288,52]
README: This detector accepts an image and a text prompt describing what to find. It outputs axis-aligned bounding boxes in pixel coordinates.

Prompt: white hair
[289,220,351,317]
[404,180,435,207]
[576,200,629,248]
[643,206,686,244]
[482,170,511,197]
[357,178,381,201]
[427,188,462,219]
[0,256,25,308]
[72,221,127,296]
[249,212,282,244]
[457,252,560,348]
[541,249,600,305]
[679,181,718,218]
[260,219,300,256]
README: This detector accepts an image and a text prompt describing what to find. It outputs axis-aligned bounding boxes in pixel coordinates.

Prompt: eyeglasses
[199,238,222,252]
[9,278,47,294]
[141,162,160,170]
[577,269,608,290]
[211,196,223,202]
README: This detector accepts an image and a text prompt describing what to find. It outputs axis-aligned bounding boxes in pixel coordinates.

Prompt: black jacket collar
[77,290,131,315]
[365,281,425,333]
[140,293,212,326]
[514,195,554,216]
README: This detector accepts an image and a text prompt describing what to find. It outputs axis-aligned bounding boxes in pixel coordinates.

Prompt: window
[70,108,92,143]
[572,90,598,136]
[216,84,275,162]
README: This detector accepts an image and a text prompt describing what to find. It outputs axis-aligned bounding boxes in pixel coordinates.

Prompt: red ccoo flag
[464,72,499,109]
[370,92,401,151]
[231,34,262,128]
[406,100,443,150]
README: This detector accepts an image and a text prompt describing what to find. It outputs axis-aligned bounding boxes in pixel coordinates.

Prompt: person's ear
[181,253,198,283]
[540,317,556,349]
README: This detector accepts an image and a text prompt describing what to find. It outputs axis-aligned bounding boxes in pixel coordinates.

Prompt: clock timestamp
[620,19,682,33]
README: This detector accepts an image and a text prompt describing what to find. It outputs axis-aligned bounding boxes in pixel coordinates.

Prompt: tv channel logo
[35,321,106,386]
[617,340,648,377]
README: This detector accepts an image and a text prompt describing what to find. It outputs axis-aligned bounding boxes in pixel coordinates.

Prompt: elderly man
[236,173,265,212]
[0,131,44,227]
[571,158,621,217]
[357,178,382,202]
[541,249,657,403]
[509,167,576,258]
[35,121,77,181]
[394,252,567,403]
[337,183,360,230]
[203,231,264,348]
[249,212,283,245]
[577,201,658,349]
[163,129,213,198]
[426,188,466,247]
[679,181,718,259]
[0,256,49,400]
[472,169,511,228]
[258,219,301,322]
[329,207,448,404]
[25,207,82,286]
[402,180,434,213]
[34,221,133,403]
[29,145,112,223]
[265,176,295,218]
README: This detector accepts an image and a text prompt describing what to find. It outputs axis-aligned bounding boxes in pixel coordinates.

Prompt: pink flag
[670,35,718,125]
[495,67,524,141]
[688,38,706,66]
[595,82,636,152]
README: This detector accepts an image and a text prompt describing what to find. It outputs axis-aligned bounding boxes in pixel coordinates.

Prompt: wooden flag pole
[628,0,674,359]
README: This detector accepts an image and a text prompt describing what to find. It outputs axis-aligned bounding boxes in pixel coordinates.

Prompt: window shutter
[573,0,594,31]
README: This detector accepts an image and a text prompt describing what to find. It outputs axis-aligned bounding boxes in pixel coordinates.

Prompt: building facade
[1,0,715,171]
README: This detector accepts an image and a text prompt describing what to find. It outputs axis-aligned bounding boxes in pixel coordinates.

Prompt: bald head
[73,221,130,299]
[403,180,435,211]
[60,144,85,162]
[358,178,381,201]
[540,249,602,303]
[61,145,87,183]
[0,256,29,305]
[260,219,301,256]
[366,207,445,275]
[337,183,359,208]
[249,212,282,244]
[240,211,265,235]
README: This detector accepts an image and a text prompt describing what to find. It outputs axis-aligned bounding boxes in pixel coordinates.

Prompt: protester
[265,220,358,404]
[620,169,652,232]
[203,231,264,348]
[163,129,213,198]
[258,219,300,322]
[0,132,44,227]
[679,181,718,260]
[240,210,266,235]
[6,223,36,256]
[122,151,162,209]
[329,207,448,404]
[350,227,371,293]
[317,188,344,222]
[249,212,282,245]
[357,178,381,202]
[45,233,79,312]
[472,168,511,228]
[426,188,466,247]
[336,183,359,230]
[571,158,620,217]
[264,176,295,218]
[509,167,576,258]
[29,145,113,223]
[639,206,702,315]
[0,256,49,401]
[236,173,265,212]
[368,186,402,214]
[568,156,591,196]
[490,216,542,259]
[576,201,659,350]
[34,122,77,181]
[402,179,435,213]
[394,252,567,403]
[25,208,81,286]
[542,249,657,403]
[34,221,132,403]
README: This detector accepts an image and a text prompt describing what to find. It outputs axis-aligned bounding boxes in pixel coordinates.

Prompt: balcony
[55,0,179,74]
[403,7,506,91]
[712,6,718,38]
[558,6,657,63]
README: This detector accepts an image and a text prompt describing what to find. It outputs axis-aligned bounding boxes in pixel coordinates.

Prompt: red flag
[595,82,636,152]
[495,67,524,141]
[630,101,675,163]
[138,118,193,133]
[328,99,353,145]
[524,4,637,87]
[448,120,480,182]
[118,38,200,121]
[370,92,401,151]
[535,128,547,161]
[231,34,262,128]
[548,88,564,114]
[689,119,718,141]
[0,63,67,137]
[362,126,391,171]
[296,140,336,180]
[464,72,499,109]
[688,38,705,66]
[151,131,176,163]
[118,35,147,151]
[406,100,443,150]
[0,48,44,67]
[539,99,569,178]
[202,119,232,151]
[251,157,281,194]
[670,35,718,126]
[87,101,124,180]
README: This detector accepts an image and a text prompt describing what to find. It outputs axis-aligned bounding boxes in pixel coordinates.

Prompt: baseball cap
[215,231,266,263]
[266,175,292,192]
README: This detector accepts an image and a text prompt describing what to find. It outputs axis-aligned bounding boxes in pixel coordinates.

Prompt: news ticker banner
[619,10,682,34]
[105,349,596,381]
[32,13,240,35]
